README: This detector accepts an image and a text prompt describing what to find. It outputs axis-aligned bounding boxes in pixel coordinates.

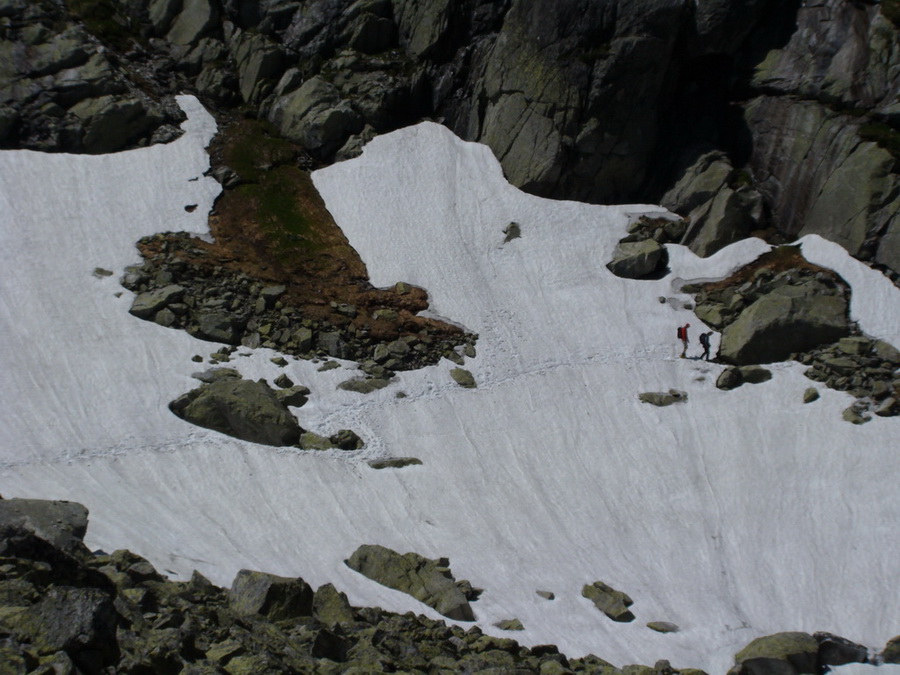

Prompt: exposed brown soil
[144,118,465,344]
[696,244,844,293]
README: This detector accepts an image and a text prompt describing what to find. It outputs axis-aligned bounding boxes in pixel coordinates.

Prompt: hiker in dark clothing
[677,323,690,358]
[699,331,713,361]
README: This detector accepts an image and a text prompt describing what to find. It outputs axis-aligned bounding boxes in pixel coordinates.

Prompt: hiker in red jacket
[677,323,690,358]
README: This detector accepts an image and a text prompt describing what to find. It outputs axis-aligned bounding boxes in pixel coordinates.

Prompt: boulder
[661,151,733,215]
[298,431,335,450]
[450,368,476,388]
[0,499,89,554]
[883,635,900,663]
[70,95,162,154]
[729,632,819,675]
[813,632,868,667]
[494,619,524,631]
[338,377,391,394]
[345,12,397,54]
[16,587,119,671]
[190,311,242,344]
[606,239,667,279]
[330,429,364,450]
[169,378,303,446]
[167,0,219,46]
[639,390,687,407]
[149,0,181,34]
[276,385,310,407]
[683,186,763,258]
[647,621,680,633]
[345,544,475,621]
[393,0,452,58]
[718,284,850,365]
[232,32,284,104]
[802,387,820,403]
[581,581,635,622]
[268,76,363,156]
[130,285,186,319]
[716,367,743,390]
[368,457,423,469]
[875,397,900,417]
[312,583,355,627]
[228,569,314,621]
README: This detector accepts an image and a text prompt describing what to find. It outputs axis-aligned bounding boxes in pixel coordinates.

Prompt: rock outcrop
[122,231,475,370]
[2,0,897,275]
[688,247,852,365]
[345,544,477,621]
[688,245,900,418]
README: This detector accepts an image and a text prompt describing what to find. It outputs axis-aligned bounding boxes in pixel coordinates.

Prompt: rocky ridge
[3,497,898,675]
[1,0,897,277]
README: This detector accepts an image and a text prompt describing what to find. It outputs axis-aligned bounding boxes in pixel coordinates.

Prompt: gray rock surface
[581,581,635,623]
[0,499,89,554]
[718,282,850,365]
[450,367,476,388]
[169,378,303,446]
[607,240,667,279]
[268,76,363,155]
[639,390,687,407]
[229,569,314,621]
[729,632,819,675]
[813,632,869,667]
[345,544,476,621]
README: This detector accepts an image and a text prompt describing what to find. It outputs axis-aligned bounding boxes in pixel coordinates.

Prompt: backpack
[677,326,685,341]
[699,332,709,348]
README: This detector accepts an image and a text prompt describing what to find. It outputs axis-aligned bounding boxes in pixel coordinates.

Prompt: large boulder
[0,499,89,554]
[15,587,120,672]
[718,282,850,364]
[229,569,314,621]
[581,581,635,622]
[345,544,475,621]
[169,378,303,446]
[606,239,667,279]
[813,632,868,667]
[729,632,820,675]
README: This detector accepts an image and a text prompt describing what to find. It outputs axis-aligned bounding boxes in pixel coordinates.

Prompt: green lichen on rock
[581,581,635,623]
[228,569,314,621]
[345,544,476,621]
[368,457,423,470]
[729,632,819,675]
[639,390,687,407]
[169,378,303,446]
[450,368,477,388]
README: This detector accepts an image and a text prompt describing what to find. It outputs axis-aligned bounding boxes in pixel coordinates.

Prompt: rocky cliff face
[1,0,898,273]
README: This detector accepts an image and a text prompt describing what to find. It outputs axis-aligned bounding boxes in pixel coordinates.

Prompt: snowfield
[1,97,898,673]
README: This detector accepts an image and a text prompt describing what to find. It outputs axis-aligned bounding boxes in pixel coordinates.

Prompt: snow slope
[1,98,899,673]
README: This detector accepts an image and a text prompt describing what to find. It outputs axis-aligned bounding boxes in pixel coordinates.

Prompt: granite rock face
[3,0,897,275]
